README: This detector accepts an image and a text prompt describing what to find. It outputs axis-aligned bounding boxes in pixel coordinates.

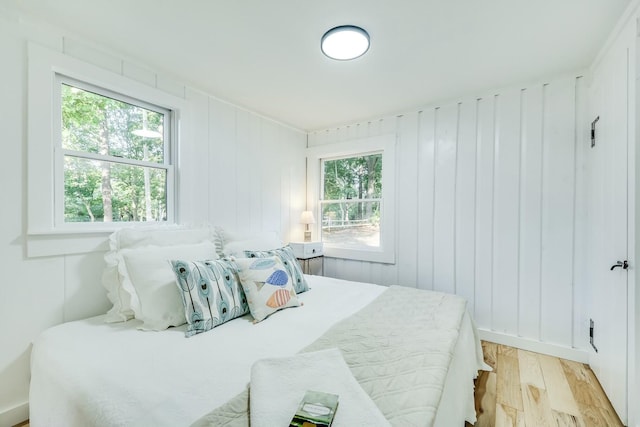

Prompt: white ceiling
[10,0,632,130]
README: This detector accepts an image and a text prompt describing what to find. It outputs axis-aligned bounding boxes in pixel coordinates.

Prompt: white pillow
[121,241,218,330]
[103,225,223,323]
[222,230,282,258]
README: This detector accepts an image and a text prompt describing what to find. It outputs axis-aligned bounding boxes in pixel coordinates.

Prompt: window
[321,153,382,248]
[307,135,395,263]
[57,76,172,224]
[27,43,185,256]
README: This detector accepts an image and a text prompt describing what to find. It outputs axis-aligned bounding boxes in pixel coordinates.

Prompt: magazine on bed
[289,390,339,427]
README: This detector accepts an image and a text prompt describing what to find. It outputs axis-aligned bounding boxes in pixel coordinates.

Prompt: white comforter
[29,276,485,427]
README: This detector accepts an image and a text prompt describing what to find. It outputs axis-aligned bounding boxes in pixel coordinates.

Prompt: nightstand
[289,242,324,276]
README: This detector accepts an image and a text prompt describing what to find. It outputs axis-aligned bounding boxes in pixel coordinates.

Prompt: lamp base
[304,231,312,242]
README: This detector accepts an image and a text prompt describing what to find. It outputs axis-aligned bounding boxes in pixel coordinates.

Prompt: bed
[28,227,488,427]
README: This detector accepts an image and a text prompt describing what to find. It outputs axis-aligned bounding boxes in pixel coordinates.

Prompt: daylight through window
[59,77,172,224]
[320,152,382,248]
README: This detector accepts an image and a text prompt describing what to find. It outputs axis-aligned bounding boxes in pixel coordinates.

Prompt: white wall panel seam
[491,94,498,331]
[432,108,439,289]
[472,99,480,318]
[517,89,525,337]
[571,77,580,347]
[453,103,461,295]
[234,109,239,230]
[416,110,423,289]
[624,48,630,417]
[538,84,548,342]
[207,97,212,221]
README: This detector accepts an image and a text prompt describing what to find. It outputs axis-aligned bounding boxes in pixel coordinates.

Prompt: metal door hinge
[590,319,598,353]
[591,116,599,148]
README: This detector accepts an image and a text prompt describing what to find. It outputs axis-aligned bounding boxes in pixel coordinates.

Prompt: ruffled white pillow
[102,225,222,323]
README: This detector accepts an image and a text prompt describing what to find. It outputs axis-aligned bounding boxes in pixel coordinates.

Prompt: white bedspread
[29,277,384,427]
[29,276,485,427]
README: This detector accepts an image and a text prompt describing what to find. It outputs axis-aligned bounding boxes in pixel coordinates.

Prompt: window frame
[53,75,175,227]
[306,135,396,264]
[27,43,185,256]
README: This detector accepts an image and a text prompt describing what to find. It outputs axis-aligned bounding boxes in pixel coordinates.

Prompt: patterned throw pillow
[234,256,301,323]
[171,258,249,337]
[244,246,309,294]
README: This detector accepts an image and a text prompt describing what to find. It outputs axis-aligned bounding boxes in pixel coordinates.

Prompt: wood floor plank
[578,403,623,427]
[475,370,497,427]
[560,359,609,409]
[497,344,519,358]
[496,352,524,410]
[517,349,546,389]
[495,403,523,427]
[472,341,624,427]
[553,410,586,427]
[520,383,556,426]
[537,353,581,416]
[482,341,498,371]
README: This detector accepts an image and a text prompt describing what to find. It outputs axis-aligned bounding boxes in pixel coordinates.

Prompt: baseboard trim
[478,329,589,363]
[0,401,28,427]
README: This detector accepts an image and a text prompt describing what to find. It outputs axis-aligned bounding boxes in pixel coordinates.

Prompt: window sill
[322,245,395,264]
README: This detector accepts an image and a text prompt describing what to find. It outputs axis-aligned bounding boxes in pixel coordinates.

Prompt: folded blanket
[250,348,390,427]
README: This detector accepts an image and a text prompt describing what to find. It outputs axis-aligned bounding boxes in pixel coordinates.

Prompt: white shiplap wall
[308,76,586,356]
[0,13,306,425]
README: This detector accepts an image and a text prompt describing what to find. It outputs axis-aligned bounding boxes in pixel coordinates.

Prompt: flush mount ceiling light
[321,25,370,61]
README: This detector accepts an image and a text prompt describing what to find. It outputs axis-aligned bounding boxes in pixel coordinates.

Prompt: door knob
[610,260,629,270]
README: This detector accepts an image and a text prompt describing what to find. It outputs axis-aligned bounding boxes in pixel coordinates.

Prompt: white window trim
[306,134,396,264]
[27,42,185,256]
[53,75,174,228]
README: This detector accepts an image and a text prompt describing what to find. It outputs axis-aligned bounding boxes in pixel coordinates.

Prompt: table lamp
[300,211,315,242]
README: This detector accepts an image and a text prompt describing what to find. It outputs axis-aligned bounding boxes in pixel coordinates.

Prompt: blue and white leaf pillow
[171,258,249,337]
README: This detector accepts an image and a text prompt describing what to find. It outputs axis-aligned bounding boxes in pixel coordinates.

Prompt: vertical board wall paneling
[260,120,281,234]
[285,125,307,243]
[519,85,544,341]
[248,114,263,233]
[234,110,253,230]
[417,109,436,291]
[455,100,478,315]
[433,103,458,294]
[474,95,496,329]
[279,134,293,243]
[572,76,587,350]
[396,113,419,288]
[208,98,237,229]
[378,118,401,286]
[540,78,577,345]
[308,75,582,350]
[181,88,210,224]
[63,252,111,322]
[492,89,521,334]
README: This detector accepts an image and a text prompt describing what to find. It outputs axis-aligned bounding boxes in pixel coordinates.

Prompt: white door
[587,43,629,424]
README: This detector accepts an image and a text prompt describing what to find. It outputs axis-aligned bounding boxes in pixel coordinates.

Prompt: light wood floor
[13,341,623,427]
[470,341,623,427]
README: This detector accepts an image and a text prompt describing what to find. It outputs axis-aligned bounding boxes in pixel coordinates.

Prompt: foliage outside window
[60,77,171,224]
[321,153,382,248]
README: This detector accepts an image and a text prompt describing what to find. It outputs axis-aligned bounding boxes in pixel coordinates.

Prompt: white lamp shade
[300,210,316,225]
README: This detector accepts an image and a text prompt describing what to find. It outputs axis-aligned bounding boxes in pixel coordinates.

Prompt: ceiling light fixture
[321,25,370,61]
